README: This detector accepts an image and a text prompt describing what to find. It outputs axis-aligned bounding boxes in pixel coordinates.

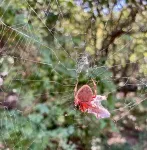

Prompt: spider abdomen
[76,85,93,102]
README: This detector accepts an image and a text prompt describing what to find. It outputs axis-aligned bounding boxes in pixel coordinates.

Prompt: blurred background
[0,0,147,149]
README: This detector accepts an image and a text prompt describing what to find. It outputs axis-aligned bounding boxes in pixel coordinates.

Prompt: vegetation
[0,0,147,149]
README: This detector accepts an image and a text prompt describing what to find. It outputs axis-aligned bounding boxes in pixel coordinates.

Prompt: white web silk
[87,95,110,119]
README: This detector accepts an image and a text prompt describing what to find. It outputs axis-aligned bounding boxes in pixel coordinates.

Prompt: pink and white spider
[74,79,110,119]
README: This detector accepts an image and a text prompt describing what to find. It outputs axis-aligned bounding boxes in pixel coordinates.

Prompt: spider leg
[74,80,78,97]
[92,79,97,96]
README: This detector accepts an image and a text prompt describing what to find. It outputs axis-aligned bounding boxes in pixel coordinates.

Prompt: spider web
[0,0,147,149]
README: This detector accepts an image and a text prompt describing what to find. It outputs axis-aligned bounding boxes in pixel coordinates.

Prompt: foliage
[0,0,147,150]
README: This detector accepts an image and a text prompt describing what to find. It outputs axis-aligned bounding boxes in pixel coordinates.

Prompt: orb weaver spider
[74,79,110,119]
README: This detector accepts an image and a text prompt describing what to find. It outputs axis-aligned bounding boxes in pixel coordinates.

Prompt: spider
[74,79,110,119]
